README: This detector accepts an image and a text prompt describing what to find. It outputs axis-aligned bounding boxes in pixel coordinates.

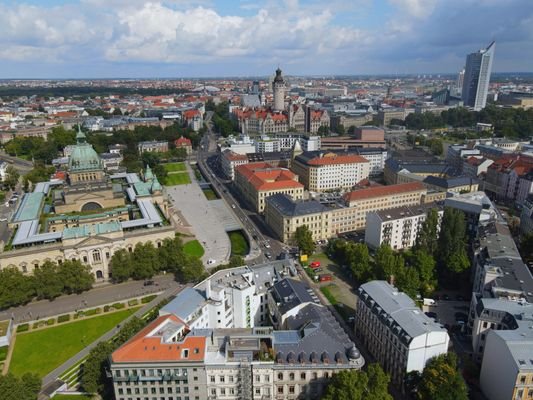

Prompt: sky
[0,0,532,78]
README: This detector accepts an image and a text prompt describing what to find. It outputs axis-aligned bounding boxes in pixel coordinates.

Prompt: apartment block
[220,149,249,181]
[291,151,370,192]
[234,162,304,213]
[365,203,443,250]
[355,281,449,386]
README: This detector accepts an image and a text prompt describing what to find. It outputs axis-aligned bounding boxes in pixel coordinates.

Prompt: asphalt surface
[0,274,178,324]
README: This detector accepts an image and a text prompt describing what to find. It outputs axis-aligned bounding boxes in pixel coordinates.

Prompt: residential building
[256,138,281,153]
[520,195,533,235]
[288,103,306,132]
[291,151,370,192]
[182,109,203,131]
[354,126,384,142]
[384,159,451,185]
[444,191,498,237]
[446,144,481,172]
[245,111,289,136]
[365,203,443,250]
[175,136,193,155]
[377,108,410,126]
[462,41,495,111]
[138,140,169,154]
[353,147,388,177]
[355,281,450,385]
[220,149,249,181]
[234,163,304,213]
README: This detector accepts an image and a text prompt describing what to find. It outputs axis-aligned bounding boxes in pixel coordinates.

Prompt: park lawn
[202,188,219,200]
[183,240,205,258]
[163,172,191,186]
[310,252,337,268]
[163,162,186,173]
[53,395,94,400]
[229,231,249,256]
[10,308,138,378]
[0,346,7,362]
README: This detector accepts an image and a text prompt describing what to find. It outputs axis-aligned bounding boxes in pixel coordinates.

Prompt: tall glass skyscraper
[461,41,495,111]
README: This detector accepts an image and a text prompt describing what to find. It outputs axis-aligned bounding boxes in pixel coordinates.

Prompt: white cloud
[388,0,437,18]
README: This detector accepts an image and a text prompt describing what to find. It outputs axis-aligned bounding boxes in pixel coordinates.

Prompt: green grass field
[10,308,138,378]
[53,395,94,400]
[163,162,186,172]
[183,240,205,258]
[162,172,191,186]
[202,188,219,200]
[229,231,249,256]
[0,346,7,362]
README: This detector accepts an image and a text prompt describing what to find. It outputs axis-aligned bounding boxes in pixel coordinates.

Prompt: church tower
[272,67,286,112]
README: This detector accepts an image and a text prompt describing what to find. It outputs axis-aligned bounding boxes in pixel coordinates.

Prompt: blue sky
[0,0,531,78]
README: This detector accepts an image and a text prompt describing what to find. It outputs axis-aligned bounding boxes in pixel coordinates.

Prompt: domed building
[67,128,105,185]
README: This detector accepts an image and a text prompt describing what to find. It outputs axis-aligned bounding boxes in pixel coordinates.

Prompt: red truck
[319,274,333,282]
[309,261,321,269]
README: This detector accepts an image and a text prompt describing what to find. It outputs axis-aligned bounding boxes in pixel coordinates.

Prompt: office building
[355,281,449,385]
[291,151,370,192]
[462,41,495,111]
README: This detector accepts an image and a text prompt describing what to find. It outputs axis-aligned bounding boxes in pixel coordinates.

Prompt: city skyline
[0,0,532,79]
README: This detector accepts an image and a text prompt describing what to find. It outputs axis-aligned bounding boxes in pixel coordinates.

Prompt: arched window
[93,250,101,263]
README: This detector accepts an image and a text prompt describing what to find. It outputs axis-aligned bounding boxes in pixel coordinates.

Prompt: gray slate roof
[265,193,327,217]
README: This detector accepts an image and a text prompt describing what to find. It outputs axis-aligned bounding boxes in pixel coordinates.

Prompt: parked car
[143,280,155,286]
[455,312,468,323]
[309,261,321,269]
[319,274,333,282]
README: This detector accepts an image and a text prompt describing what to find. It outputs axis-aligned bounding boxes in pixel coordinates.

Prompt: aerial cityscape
[0,1,533,400]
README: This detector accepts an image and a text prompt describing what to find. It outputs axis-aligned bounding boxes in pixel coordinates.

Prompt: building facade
[355,281,449,385]
[291,151,370,192]
[234,163,304,213]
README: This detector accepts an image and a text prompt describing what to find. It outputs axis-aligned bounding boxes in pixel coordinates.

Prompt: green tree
[396,264,421,299]
[318,125,330,136]
[81,341,116,396]
[294,225,315,256]
[59,260,95,294]
[437,207,469,276]
[417,353,468,400]
[48,126,76,151]
[131,242,159,280]
[4,166,20,190]
[374,244,402,282]
[179,254,207,283]
[346,242,372,282]
[109,249,132,282]
[33,261,63,300]
[520,232,533,263]
[322,364,392,400]
[410,249,437,296]
[336,124,346,135]
[0,373,41,400]
[414,208,440,256]
[0,268,35,309]
[429,138,444,155]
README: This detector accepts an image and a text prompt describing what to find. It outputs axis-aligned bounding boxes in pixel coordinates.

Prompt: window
[220,376,225,383]
[278,373,283,380]
[289,386,295,394]
[289,373,295,381]
[93,250,101,262]
[277,387,284,394]
[300,372,306,380]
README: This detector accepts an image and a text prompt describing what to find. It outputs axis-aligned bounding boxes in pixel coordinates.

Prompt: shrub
[84,309,96,316]
[16,324,29,333]
[141,295,157,304]
[46,318,55,326]
[128,299,139,307]
[112,302,125,310]
[57,314,70,323]
[103,305,110,312]
[0,346,8,362]
[32,322,40,329]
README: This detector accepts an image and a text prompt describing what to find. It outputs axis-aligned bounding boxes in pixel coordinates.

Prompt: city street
[0,274,179,324]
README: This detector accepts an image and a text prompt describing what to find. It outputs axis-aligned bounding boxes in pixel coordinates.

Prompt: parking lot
[423,298,471,328]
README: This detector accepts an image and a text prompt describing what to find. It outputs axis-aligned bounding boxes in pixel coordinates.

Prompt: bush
[84,308,101,316]
[32,322,40,329]
[46,318,55,326]
[141,295,157,304]
[128,299,139,307]
[16,324,29,333]
[57,314,70,323]
[112,302,125,310]
[103,305,110,312]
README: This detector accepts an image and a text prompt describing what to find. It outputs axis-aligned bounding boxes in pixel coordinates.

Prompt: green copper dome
[68,127,103,172]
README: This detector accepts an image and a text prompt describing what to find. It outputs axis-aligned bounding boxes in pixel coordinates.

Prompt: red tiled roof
[466,156,483,166]
[175,136,192,146]
[306,153,369,166]
[223,150,248,161]
[183,109,200,119]
[236,162,303,191]
[112,315,206,363]
[343,182,425,202]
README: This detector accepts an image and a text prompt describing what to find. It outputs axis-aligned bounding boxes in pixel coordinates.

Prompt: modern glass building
[462,41,495,111]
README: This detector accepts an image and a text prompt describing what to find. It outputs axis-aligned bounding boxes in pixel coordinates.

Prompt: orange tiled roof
[236,163,303,191]
[343,182,425,202]
[175,136,192,146]
[306,153,369,166]
[112,315,206,363]
[183,109,200,119]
